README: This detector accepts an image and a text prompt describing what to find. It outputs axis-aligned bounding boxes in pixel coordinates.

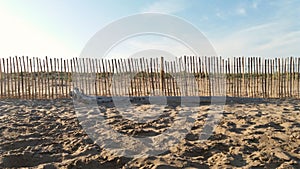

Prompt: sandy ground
[0,98,299,169]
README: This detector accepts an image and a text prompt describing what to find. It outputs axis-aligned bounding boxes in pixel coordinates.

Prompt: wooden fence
[0,56,299,99]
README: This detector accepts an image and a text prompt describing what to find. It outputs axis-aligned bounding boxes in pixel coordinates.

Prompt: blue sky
[0,0,299,59]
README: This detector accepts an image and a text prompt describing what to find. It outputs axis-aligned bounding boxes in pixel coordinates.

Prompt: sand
[0,98,299,168]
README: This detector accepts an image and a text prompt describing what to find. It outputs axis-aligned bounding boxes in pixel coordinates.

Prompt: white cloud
[256,30,300,53]
[215,8,226,19]
[216,6,247,19]
[252,3,258,9]
[216,12,223,18]
[238,22,277,33]
[211,0,300,58]
[141,0,187,14]
[211,21,300,58]
[236,7,246,15]
[252,1,259,9]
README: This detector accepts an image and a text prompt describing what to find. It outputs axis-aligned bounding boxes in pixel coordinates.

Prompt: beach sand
[0,98,299,168]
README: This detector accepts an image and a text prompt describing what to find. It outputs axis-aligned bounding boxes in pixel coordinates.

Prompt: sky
[0,0,299,59]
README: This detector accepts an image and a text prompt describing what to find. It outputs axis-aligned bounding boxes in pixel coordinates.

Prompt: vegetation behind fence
[0,56,299,99]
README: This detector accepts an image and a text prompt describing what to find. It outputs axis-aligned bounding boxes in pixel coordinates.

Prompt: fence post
[160,56,164,95]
